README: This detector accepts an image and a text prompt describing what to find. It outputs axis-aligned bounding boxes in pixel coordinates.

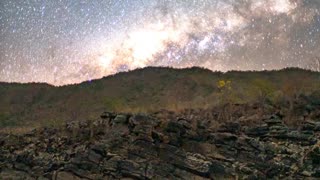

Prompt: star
[0,0,319,85]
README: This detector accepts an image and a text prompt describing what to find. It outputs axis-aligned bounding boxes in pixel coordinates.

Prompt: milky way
[1,0,320,85]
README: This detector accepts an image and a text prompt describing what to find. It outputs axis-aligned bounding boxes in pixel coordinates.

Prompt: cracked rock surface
[1,106,320,179]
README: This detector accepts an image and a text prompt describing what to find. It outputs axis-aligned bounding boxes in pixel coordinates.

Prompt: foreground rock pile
[0,109,320,179]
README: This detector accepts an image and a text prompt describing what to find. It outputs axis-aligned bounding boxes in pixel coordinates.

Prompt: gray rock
[173,152,214,177]
[100,111,116,119]
[245,125,269,136]
[218,122,241,134]
[112,114,129,125]
[264,116,282,126]
[211,132,238,145]
[1,109,320,179]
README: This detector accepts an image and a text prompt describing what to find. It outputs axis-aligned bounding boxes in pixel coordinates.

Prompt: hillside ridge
[0,66,320,129]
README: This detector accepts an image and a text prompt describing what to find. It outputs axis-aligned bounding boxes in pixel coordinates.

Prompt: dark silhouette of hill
[0,66,320,129]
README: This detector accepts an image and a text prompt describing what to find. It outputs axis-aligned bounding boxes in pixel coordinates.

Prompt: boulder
[112,114,129,125]
[211,132,238,145]
[172,152,214,178]
[245,125,269,136]
[177,118,192,129]
[100,111,116,119]
[218,122,241,134]
[165,121,186,135]
[302,120,320,131]
[264,115,283,126]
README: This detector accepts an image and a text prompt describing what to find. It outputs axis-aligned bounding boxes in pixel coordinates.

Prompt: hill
[0,67,320,130]
[1,67,320,179]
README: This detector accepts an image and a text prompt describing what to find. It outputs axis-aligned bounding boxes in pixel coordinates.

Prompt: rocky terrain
[1,100,320,179]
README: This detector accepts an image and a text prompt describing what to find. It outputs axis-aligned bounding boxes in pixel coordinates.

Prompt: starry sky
[1,0,320,85]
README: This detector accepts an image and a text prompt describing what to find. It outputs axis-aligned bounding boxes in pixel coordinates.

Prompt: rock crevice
[1,109,320,179]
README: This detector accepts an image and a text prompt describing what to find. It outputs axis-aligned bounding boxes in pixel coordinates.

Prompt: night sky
[1,0,320,85]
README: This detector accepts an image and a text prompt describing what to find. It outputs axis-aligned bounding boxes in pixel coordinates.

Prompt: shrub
[250,79,275,104]
[217,80,231,90]
[0,113,17,127]
[104,98,125,111]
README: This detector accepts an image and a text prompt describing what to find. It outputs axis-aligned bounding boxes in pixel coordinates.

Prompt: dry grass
[0,67,319,130]
[0,126,36,135]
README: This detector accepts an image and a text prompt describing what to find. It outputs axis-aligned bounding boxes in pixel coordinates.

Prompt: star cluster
[1,0,320,85]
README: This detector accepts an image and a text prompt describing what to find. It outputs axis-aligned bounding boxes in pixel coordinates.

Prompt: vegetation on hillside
[0,67,320,130]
